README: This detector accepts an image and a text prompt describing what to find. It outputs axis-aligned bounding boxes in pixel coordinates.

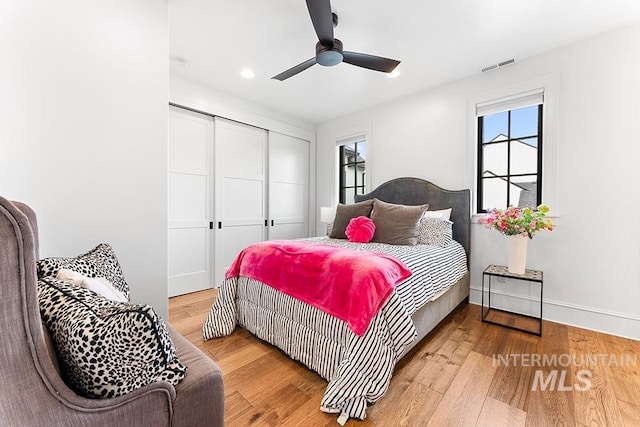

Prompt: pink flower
[481,205,554,238]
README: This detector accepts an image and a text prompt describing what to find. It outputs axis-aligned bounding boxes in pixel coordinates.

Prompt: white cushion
[422,208,452,220]
[57,268,128,303]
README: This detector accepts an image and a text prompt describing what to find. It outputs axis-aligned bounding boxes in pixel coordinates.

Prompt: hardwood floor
[169,290,640,426]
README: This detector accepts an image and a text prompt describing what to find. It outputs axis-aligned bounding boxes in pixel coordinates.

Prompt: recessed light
[240,68,255,79]
[386,69,401,79]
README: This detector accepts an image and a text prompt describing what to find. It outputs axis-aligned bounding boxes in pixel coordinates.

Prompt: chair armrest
[30,326,177,426]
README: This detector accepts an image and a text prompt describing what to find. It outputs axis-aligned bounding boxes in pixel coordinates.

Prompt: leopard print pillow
[37,243,130,301]
[416,217,453,246]
[38,278,186,398]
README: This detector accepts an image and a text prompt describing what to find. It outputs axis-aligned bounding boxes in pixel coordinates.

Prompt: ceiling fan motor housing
[271,0,400,80]
[316,39,343,66]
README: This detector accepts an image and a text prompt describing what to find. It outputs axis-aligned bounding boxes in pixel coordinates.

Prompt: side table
[481,264,543,336]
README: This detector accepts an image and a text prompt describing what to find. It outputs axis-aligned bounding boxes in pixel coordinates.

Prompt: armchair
[0,196,224,426]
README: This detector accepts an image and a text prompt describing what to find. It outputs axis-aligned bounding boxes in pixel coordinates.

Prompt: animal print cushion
[37,243,130,301]
[38,278,187,398]
[416,217,453,247]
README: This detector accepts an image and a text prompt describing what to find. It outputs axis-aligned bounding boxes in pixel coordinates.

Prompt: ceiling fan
[272,0,401,81]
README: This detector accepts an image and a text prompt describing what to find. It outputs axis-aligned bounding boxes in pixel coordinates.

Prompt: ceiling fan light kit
[316,39,343,66]
[272,0,401,81]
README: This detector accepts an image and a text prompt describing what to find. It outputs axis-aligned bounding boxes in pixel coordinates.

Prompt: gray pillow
[370,199,429,245]
[329,199,374,239]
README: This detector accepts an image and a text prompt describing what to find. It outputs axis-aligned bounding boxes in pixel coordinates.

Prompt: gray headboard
[354,177,471,256]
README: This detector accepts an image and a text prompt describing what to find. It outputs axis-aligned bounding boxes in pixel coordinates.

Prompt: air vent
[498,58,515,67]
[482,58,516,73]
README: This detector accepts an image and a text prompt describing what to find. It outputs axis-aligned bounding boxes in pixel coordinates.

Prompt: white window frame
[466,74,559,216]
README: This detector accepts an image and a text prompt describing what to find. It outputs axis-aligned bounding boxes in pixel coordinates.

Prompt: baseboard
[469,285,640,341]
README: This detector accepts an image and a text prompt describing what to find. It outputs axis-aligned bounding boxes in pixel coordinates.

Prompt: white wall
[0,1,170,317]
[316,23,640,339]
[170,75,316,141]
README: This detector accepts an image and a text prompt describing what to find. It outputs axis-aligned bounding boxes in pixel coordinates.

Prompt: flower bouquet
[479,205,553,239]
[480,204,553,274]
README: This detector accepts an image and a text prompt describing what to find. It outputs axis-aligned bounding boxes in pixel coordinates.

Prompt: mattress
[202,238,468,420]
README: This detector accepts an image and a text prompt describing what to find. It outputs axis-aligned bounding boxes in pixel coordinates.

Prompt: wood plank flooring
[169,289,640,426]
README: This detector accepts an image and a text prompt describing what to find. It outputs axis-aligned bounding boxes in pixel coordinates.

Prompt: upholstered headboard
[354,177,471,256]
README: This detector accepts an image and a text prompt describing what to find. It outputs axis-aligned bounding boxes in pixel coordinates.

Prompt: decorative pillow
[417,217,453,246]
[345,216,376,243]
[329,199,374,239]
[37,278,186,399]
[370,199,429,246]
[423,208,452,220]
[37,243,130,301]
[57,269,128,303]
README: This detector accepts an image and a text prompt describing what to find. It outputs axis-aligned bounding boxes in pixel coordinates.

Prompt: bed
[202,177,471,421]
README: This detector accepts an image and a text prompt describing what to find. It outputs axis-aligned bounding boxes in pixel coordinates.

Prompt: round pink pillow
[345,216,376,243]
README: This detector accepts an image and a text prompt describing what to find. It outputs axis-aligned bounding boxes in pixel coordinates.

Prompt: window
[476,91,543,212]
[338,139,366,204]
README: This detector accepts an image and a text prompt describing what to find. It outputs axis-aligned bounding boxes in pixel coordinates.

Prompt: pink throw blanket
[225,240,412,336]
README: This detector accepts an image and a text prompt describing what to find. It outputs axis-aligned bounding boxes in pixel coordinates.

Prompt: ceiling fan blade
[305,0,334,46]
[272,58,317,81]
[343,51,400,73]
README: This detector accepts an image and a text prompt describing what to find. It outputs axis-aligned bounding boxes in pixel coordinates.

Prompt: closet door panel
[268,132,310,240]
[220,129,265,179]
[168,106,214,296]
[222,177,264,221]
[168,228,206,288]
[214,118,266,285]
[168,173,207,220]
[168,113,208,171]
[270,182,305,219]
[221,225,264,269]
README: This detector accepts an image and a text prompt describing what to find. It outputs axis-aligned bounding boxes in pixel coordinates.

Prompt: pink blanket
[225,240,412,336]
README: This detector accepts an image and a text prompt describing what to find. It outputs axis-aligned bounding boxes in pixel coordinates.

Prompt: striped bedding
[202,237,468,421]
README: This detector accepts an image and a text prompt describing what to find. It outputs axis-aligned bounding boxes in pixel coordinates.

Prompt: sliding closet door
[167,106,214,297]
[268,132,310,240]
[214,118,267,285]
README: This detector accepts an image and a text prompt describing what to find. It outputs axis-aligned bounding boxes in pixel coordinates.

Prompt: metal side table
[481,264,543,336]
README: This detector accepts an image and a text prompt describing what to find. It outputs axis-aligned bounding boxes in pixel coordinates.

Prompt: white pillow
[56,268,86,286]
[423,208,452,220]
[56,268,128,302]
[82,277,128,303]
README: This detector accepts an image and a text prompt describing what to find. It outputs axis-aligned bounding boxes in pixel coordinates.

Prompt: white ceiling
[169,0,640,125]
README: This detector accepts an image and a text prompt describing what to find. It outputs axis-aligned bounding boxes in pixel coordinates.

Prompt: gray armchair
[0,196,224,426]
